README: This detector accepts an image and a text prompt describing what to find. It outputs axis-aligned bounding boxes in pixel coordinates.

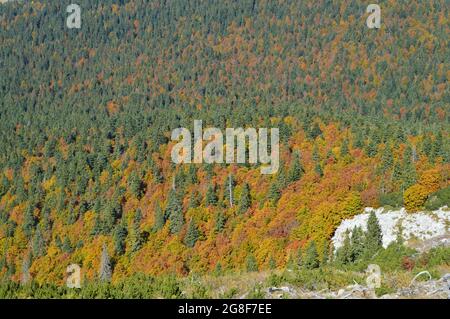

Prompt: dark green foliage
[188,190,201,209]
[314,163,323,177]
[246,254,258,272]
[340,139,349,157]
[365,211,383,257]
[336,231,352,265]
[296,247,303,268]
[304,241,319,270]
[349,227,365,262]
[238,183,251,214]
[128,172,144,199]
[321,241,329,265]
[287,151,303,183]
[424,186,450,210]
[184,219,199,248]
[113,223,127,255]
[269,257,276,270]
[62,235,73,253]
[22,205,36,239]
[186,165,198,184]
[153,203,165,231]
[381,145,393,172]
[165,190,184,234]
[267,180,281,205]
[214,210,226,233]
[379,192,403,208]
[32,227,46,258]
[205,184,218,207]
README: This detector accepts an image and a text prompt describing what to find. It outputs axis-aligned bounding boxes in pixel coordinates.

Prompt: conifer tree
[269,256,276,270]
[267,180,281,205]
[165,190,184,234]
[22,204,36,239]
[113,222,127,255]
[304,240,319,269]
[131,210,144,252]
[184,219,199,248]
[365,211,383,257]
[296,247,303,268]
[186,165,198,184]
[214,210,226,233]
[188,190,201,209]
[238,183,251,214]
[287,151,303,183]
[205,184,218,206]
[32,227,45,257]
[153,203,165,231]
[246,253,258,272]
[314,162,323,177]
[340,139,349,157]
[350,226,365,262]
[336,231,352,265]
[62,235,73,253]
[320,241,329,265]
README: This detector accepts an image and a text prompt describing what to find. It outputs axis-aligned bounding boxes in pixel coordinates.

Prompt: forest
[0,0,448,297]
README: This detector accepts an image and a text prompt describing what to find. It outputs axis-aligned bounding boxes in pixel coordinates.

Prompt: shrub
[403,184,428,212]
[424,186,450,210]
[379,192,403,208]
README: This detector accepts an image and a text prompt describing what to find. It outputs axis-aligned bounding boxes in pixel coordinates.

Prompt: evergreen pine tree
[304,240,319,269]
[267,180,281,205]
[184,219,199,248]
[131,214,144,253]
[336,231,352,265]
[62,235,73,253]
[205,184,218,206]
[320,240,329,266]
[246,253,258,272]
[214,210,226,233]
[340,139,349,157]
[365,211,383,257]
[22,204,36,239]
[165,190,184,234]
[238,183,251,214]
[287,151,303,183]
[314,162,323,177]
[186,165,198,184]
[153,202,165,231]
[381,145,393,172]
[113,222,127,255]
[269,256,276,270]
[32,227,45,257]
[350,226,365,262]
[296,247,303,268]
[188,190,201,209]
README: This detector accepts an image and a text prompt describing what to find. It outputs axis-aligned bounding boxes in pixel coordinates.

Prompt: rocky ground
[264,272,450,299]
[332,206,450,251]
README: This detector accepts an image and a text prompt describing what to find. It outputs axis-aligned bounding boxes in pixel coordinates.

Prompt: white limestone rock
[332,206,450,250]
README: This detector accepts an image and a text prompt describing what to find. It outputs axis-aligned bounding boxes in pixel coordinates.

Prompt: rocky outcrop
[332,206,450,251]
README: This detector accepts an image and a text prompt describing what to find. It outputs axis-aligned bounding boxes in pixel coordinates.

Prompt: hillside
[0,0,449,291]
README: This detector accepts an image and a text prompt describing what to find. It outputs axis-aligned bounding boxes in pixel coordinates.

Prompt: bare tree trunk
[229,175,233,207]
